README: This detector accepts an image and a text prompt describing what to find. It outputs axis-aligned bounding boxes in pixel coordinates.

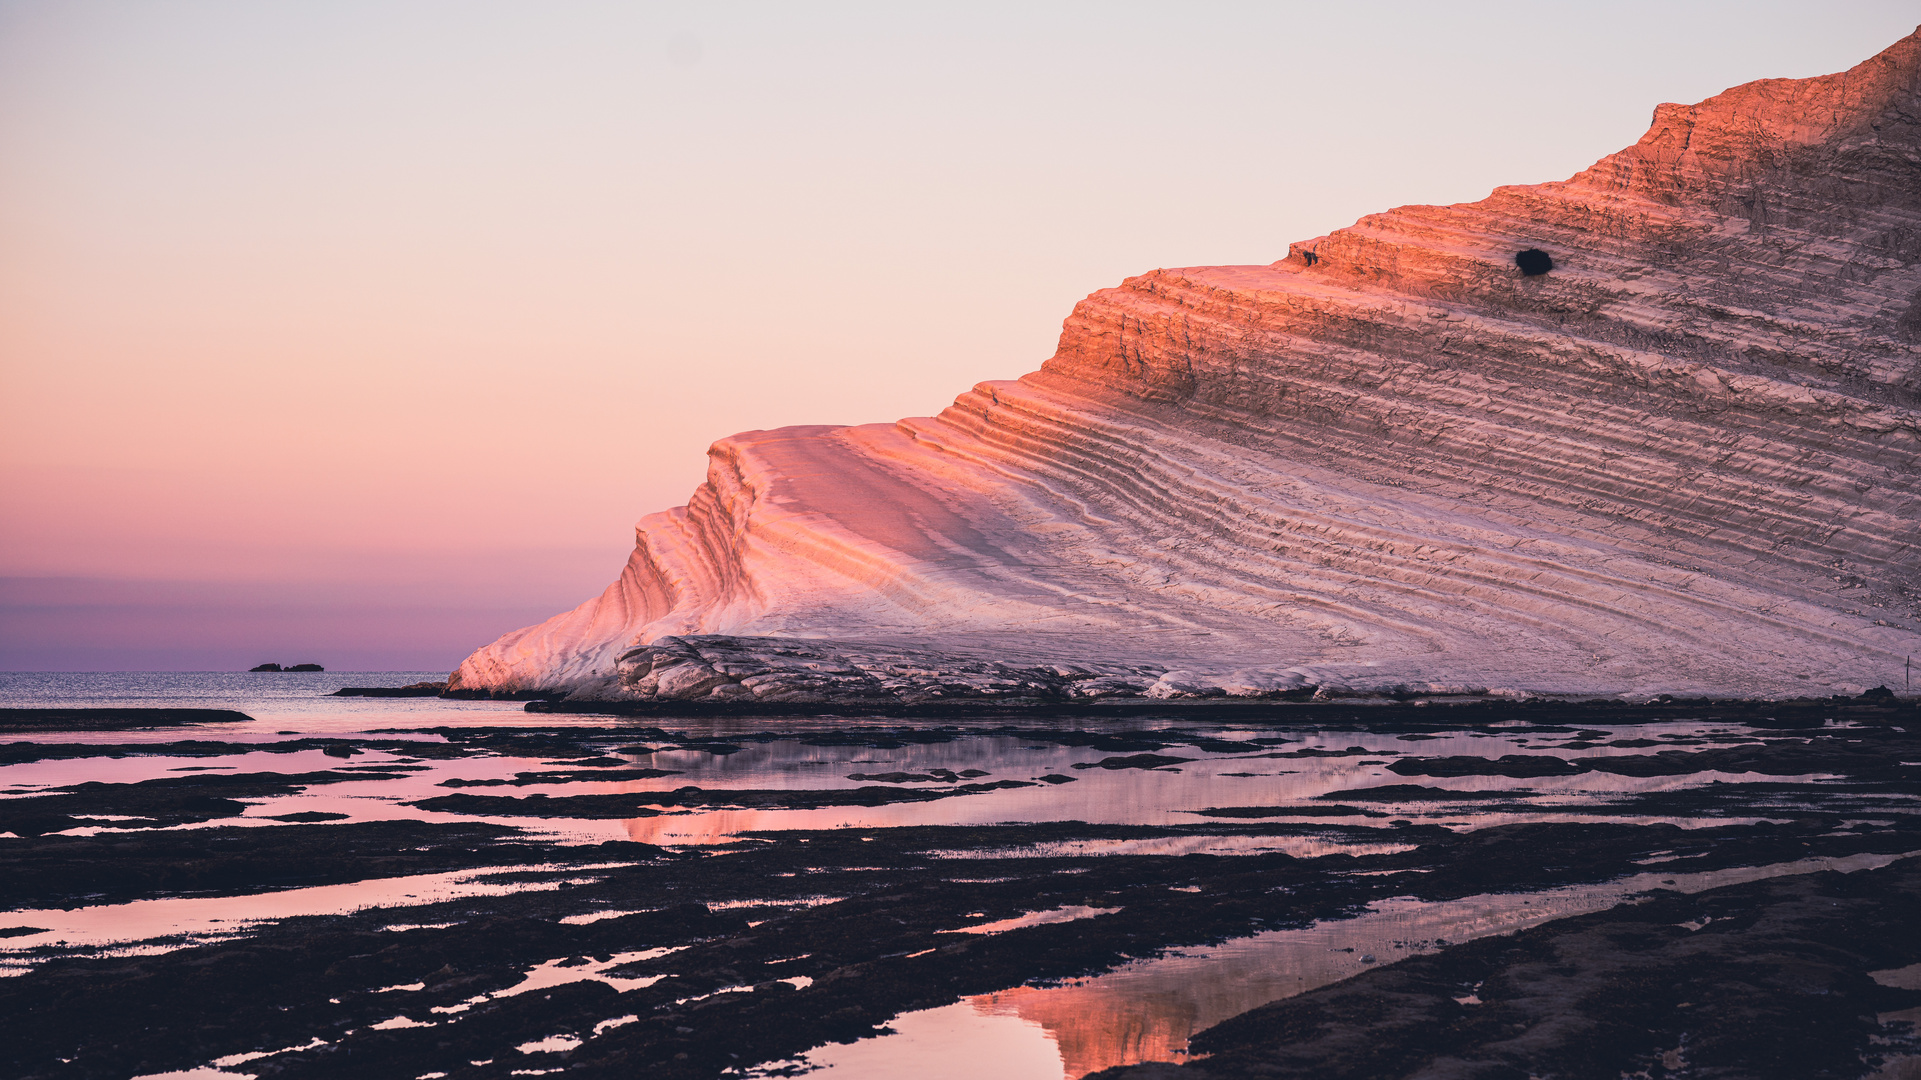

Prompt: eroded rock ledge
[541,634,1316,705]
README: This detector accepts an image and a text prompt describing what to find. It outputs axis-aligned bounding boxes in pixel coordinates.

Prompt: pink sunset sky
[3,1,1915,671]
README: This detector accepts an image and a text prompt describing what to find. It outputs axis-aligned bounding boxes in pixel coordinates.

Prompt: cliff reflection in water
[959,892,1558,1078]
[604,721,1769,852]
[802,851,1912,1079]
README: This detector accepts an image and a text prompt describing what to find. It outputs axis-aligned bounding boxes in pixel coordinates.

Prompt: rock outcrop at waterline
[455,30,1921,703]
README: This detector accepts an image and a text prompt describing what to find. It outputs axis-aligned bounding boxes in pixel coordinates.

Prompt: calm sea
[0,671,531,736]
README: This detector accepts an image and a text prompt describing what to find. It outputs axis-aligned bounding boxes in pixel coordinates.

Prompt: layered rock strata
[551,634,1307,706]
[455,29,1921,703]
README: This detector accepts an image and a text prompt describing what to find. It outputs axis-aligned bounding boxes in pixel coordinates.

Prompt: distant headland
[248,663,324,673]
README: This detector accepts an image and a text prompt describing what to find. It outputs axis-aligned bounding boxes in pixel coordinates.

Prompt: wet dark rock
[672,742,745,755]
[1073,754,1196,771]
[0,736,471,767]
[1317,784,1535,803]
[1572,739,1910,778]
[410,780,1039,819]
[1243,746,1399,759]
[1744,712,1830,729]
[1187,806,1387,819]
[4,704,1920,1079]
[434,729,618,753]
[5,811,1915,1080]
[520,695,1917,732]
[0,770,420,836]
[0,822,640,908]
[442,685,570,701]
[437,768,684,788]
[1388,754,1586,778]
[0,708,253,733]
[331,682,447,697]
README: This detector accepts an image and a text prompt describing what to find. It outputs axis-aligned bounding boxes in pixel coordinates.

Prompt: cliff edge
[454,29,1921,703]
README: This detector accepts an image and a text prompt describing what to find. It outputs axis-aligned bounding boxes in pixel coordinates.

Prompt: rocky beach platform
[2,693,1917,1078]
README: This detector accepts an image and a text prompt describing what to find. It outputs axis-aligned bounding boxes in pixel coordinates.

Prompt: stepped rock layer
[456,30,1921,703]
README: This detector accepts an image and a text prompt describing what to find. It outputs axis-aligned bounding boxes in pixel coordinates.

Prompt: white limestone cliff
[453,29,1921,703]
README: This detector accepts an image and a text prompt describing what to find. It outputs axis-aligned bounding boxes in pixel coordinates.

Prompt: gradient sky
[3,1,1916,671]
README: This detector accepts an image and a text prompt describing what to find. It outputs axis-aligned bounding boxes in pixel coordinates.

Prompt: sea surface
[0,670,523,734]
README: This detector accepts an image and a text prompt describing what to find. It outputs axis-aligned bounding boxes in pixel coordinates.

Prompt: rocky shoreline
[331,682,448,698]
[436,633,1921,716]
[2,695,1917,1078]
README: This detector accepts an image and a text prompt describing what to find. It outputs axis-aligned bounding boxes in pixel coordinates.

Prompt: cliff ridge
[454,29,1921,703]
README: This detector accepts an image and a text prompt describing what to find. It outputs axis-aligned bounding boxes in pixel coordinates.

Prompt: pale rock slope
[455,30,1921,702]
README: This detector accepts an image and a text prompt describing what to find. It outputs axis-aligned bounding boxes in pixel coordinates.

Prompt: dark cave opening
[1515,248,1554,276]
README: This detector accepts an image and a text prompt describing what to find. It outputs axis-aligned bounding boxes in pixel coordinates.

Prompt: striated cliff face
[454,30,1921,702]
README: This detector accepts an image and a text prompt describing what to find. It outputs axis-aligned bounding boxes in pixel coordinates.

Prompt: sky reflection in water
[2,674,1898,1077]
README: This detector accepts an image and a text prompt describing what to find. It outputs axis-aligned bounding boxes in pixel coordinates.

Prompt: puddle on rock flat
[774,851,1917,1079]
[0,863,632,970]
[1,703,1855,850]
